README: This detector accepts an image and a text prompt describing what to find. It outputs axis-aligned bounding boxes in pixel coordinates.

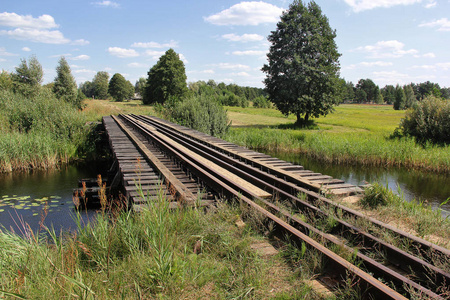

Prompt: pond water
[269,152,450,217]
[0,162,107,235]
[1,154,449,234]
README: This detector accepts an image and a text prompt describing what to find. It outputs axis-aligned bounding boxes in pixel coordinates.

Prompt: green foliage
[108,73,133,102]
[0,88,89,171]
[393,84,406,110]
[53,57,80,108]
[403,84,416,108]
[79,80,95,98]
[399,96,450,144]
[143,49,188,104]
[262,0,341,123]
[134,77,146,96]
[11,55,43,97]
[92,71,110,99]
[188,80,265,108]
[360,183,393,208]
[252,96,271,108]
[0,70,13,90]
[160,94,229,138]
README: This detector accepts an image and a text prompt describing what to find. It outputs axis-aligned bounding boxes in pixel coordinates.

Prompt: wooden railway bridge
[74,114,450,300]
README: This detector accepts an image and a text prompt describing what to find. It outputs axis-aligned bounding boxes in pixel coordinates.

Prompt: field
[224,104,450,173]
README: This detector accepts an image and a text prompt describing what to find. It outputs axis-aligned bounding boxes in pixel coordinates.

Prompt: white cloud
[204,1,283,26]
[0,28,70,44]
[145,50,165,59]
[0,47,17,56]
[419,18,450,32]
[22,47,31,52]
[343,0,424,12]
[353,40,418,58]
[230,72,250,77]
[345,61,393,69]
[127,62,147,68]
[424,1,437,8]
[222,33,264,42]
[200,69,215,74]
[422,52,436,58]
[92,1,120,8]
[73,69,96,75]
[131,40,178,48]
[0,12,58,29]
[411,62,450,71]
[73,39,90,46]
[108,47,139,58]
[0,58,6,62]
[179,53,188,64]
[232,50,266,56]
[71,55,90,61]
[215,63,251,70]
[372,70,410,85]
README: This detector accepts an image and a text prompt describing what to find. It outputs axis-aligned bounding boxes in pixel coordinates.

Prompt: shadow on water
[0,161,108,235]
[268,151,450,217]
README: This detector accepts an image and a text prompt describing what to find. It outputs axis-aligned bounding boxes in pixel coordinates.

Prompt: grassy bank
[224,105,450,173]
[0,89,90,172]
[0,191,331,299]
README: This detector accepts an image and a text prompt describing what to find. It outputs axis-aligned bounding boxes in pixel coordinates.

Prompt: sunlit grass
[82,99,155,122]
[224,104,450,173]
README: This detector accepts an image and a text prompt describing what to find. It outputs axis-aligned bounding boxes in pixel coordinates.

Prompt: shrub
[252,96,271,108]
[162,95,229,138]
[399,96,450,144]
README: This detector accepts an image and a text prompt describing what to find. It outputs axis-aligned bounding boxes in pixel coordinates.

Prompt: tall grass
[0,188,315,299]
[224,104,450,173]
[0,88,90,172]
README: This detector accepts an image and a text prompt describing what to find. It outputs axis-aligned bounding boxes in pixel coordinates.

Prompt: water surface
[0,163,105,235]
[269,152,450,217]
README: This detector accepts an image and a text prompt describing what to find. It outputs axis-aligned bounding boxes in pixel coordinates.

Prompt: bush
[161,95,229,138]
[399,96,450,144]
[252,96,271,108]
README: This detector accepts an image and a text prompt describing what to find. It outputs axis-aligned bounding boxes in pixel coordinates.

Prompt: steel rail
[123,114,449,298]
[136,114,450,260]
[115,114,408,300]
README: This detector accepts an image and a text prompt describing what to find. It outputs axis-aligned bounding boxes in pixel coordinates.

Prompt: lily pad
[50,196,62,199]
[0,209,4,212]
[32,213,38,216]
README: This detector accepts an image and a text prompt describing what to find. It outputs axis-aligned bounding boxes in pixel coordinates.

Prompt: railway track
[104,114,450,299]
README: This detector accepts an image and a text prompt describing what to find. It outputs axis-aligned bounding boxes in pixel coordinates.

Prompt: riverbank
[224,105,450,174]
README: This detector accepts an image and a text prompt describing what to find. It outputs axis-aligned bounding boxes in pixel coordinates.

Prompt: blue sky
[1,0,449,89]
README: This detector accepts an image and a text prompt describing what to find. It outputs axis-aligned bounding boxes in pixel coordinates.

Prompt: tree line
[340,78,450,110]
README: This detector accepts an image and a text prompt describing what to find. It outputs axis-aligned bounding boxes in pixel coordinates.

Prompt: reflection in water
[0,163,106,234]
[268,152,450,217]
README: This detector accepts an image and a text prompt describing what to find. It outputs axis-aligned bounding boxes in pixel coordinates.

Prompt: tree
[356,79,377,102]
[12,55,43,96]
[382,85,395,104]
[79,81,95,98]
[92,71,109,99]
[262,1,341,124]
[134,77,146,96]
[143,49,188,104]
[0,70,13,91]
[403,84,416,108]
[53,57,79,108]
[108,73,132,102]
[394,84,406,110]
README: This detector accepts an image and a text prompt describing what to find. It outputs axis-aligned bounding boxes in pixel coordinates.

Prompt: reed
[224,104,450,173]
[0,89,90,172]
[0,187,318,299]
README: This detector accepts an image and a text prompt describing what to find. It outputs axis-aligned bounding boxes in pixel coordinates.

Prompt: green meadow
[224,104,450,174]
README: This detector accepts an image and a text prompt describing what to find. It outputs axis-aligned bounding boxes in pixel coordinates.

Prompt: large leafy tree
[108,73,133,102]
[92,71,110,99]
[12,55,43,96]
[262,1,341,124]
[53,57,79,108]
[143,49,188,105]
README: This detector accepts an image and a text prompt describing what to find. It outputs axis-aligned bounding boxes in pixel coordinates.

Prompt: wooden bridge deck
[102,115,362,210]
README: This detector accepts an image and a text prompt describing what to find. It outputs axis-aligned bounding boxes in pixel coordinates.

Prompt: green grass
[0,190,322,299]
[224,104,450,173]
[0,89,90,172]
